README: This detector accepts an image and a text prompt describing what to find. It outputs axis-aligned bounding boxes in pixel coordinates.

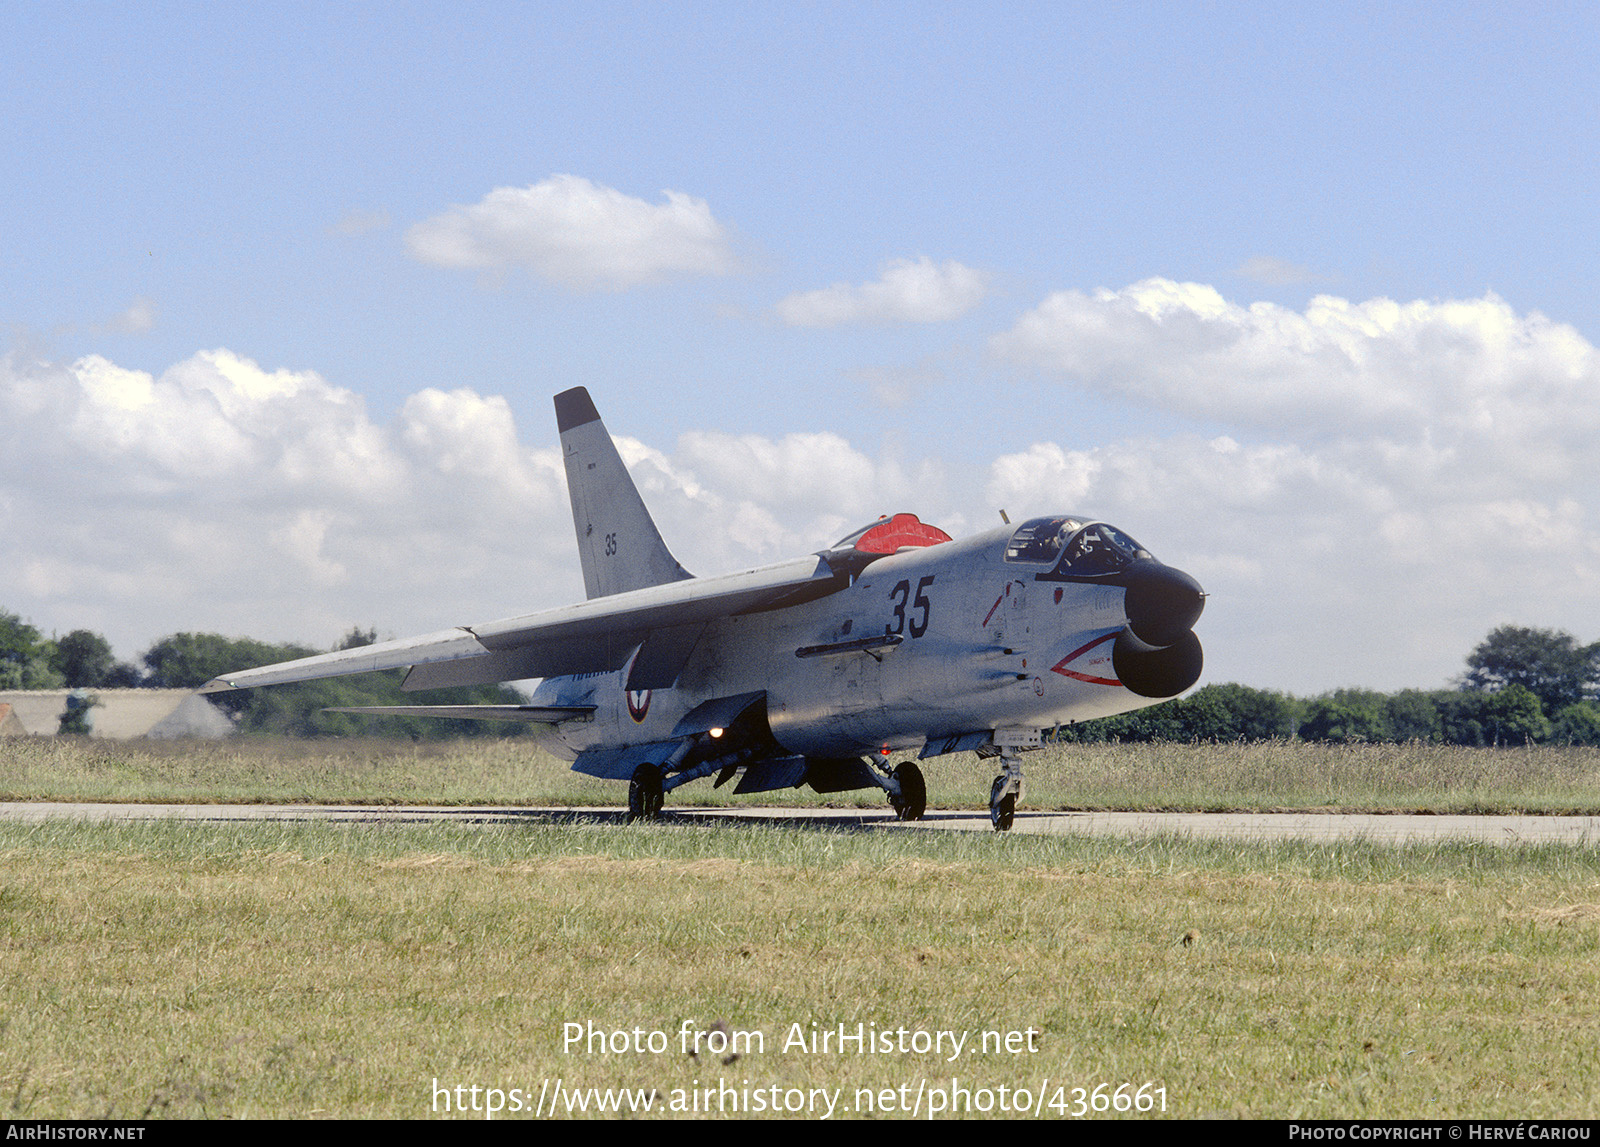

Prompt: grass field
[1,738,1598,1120]
[5,735,1600,815]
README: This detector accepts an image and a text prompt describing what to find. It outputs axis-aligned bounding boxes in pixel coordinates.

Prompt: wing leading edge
[198,552,845,695]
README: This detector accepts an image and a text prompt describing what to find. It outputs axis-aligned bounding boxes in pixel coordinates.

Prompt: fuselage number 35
[886,576,936,639]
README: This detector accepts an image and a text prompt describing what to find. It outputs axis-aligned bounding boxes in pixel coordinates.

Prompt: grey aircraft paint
[204,388,1206,829]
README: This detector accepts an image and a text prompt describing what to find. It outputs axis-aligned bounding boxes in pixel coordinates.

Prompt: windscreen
[1055,522,1150,575]
[1004,516,1086,563]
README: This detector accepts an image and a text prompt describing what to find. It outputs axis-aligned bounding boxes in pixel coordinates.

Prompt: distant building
[0,690,235,739]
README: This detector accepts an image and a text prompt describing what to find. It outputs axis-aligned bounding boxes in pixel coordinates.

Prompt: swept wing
[198,552,843,695]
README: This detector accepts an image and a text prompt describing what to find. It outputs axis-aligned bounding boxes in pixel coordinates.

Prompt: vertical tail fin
[555,387,693,599]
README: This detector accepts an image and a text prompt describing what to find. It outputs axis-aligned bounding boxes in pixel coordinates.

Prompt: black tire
[628,763,664,823]
[889,762,926,821]
[989,774,1015,832]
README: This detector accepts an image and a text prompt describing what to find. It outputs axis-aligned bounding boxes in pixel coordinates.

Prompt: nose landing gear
[989,775,1016,831]
[985,732,1034,832]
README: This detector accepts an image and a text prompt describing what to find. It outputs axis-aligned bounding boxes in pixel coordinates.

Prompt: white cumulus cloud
[405,174,738,290]
[593,430,957,571]
[7,273,1599,699]
[0,347,951,665]
[993,278,1600,462]
[0,347,576,654]
[986,279,1600,691]
[774,256,990,326]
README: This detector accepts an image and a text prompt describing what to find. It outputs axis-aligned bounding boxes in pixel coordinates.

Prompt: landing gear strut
[989,775,1016,831]
[888,762,926,821]
[627,763,664,822]
[988,746,1026,832]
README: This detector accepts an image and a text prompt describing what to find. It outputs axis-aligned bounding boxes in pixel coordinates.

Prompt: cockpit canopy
[1004,515,1153,576]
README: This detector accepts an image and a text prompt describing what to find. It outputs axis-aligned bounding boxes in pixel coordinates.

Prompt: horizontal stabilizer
[323,705,595,723]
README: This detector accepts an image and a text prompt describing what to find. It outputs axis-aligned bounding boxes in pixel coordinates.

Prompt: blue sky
[3,2,1597,694]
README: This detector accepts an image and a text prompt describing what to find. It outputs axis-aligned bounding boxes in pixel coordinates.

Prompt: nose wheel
[987,746,1026,832]
[989,776,1016,831]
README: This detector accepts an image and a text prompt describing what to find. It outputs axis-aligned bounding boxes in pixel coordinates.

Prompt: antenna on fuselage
[998,509,1010,524]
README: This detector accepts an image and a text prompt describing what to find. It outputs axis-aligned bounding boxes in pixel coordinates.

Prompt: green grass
[1,818,1598,1119]
[1018,739,1600,815]
[3,738,1599,1119]
[3,736,1599,815]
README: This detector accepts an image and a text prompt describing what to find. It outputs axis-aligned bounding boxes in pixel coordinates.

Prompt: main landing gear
[627,763,664,823]
[887,761,926,822]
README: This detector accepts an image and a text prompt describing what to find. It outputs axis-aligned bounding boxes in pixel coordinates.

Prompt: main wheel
[989,774,1015,832]
[628,763,664,823]
[889,762,926,822]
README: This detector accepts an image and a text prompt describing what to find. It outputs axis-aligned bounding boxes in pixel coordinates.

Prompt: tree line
[4,609,1597,744]
[0,611,523,739]
[1059,626,1600,746]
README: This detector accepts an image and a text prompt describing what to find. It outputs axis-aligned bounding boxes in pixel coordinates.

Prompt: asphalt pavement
[3,801,1597,844]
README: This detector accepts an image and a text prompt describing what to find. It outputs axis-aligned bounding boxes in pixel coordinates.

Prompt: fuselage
[531,516,1203,762]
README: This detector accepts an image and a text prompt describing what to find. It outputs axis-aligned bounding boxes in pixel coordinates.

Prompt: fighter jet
[202,387,1205,830]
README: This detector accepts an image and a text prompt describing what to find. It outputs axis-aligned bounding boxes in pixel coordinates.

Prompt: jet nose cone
[1124,561,1206,648]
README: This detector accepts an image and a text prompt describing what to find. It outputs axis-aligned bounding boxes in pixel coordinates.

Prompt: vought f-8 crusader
[204,388,1206,830]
